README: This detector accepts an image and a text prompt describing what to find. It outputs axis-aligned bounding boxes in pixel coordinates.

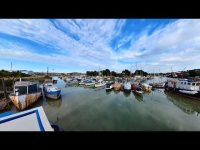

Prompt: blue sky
[0,19,200,73]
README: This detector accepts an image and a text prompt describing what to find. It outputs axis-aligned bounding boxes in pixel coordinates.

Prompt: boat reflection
[46,97,62,108]
[165,91,200,115]
[105,90,112,95]
[133,92,143,102]
[113,90,120,94]
[123,91,131,97]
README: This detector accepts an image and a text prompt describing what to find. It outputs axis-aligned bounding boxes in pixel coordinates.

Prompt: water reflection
[133,93,143,102]
[105,90,112,95]
[46,97,62,108]
[165,91,200,115]
[123,91,131,97]
[113,90,120,94]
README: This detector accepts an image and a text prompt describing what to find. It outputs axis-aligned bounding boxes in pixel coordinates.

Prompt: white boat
[0,106,54,131]
[9,80,42,110]
[43,79,61,99]
[165,78,200,98]
[123,82,131,92]
[95,79,106,88]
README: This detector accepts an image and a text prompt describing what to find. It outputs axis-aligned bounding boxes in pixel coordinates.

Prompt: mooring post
[2,78,7,98]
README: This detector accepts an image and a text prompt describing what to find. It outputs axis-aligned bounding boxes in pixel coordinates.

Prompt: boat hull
[165,88,200,99]
[9,92,42,110]
[95,83,106,88]
[135,90,144,95]
[45,90,61,99]
[113,83,121,91]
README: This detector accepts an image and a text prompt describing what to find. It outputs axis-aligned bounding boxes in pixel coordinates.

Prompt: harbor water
[10,77,200,131]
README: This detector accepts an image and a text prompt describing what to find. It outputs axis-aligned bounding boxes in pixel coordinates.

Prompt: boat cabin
[14,81,39,96]
[176,79,200,91]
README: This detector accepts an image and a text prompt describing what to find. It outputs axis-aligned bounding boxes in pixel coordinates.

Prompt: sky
[0,19,200,73]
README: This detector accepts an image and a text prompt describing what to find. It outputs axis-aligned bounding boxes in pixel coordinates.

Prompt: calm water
[10,77,200,131]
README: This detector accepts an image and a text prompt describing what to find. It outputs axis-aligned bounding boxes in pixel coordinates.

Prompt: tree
[122,69,131,76]
[111,71,117,77]
[134,70,148,76]
[101,69,110,76]
[86,71,99,76]
[189,70,200,77]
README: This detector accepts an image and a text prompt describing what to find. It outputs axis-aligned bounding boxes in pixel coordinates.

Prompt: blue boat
[43,79,61,99]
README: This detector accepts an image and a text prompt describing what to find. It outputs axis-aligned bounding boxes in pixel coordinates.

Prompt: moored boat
[141,83,152,92]
[95,79,106,88]
[135,87,144,95]
[105,81,114,90]
[9,80,42,110]
[84,80,95,87]
[113,82,122,91]
[43,79,61,99]
[165,78,200,98]
[131,83,143,95]
[123,82,131,92]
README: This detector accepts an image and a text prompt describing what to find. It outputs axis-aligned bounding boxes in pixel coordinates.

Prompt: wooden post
[2,78,7,98]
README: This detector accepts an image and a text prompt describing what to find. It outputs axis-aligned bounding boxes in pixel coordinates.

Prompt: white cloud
[0,19,200,73]
[116,19,200,72]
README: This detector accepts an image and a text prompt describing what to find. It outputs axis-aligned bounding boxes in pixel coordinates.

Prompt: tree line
[0,70,31,78]
[86,69,148,77]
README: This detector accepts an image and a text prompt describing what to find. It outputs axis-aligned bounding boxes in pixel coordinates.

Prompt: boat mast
[11,62,12,72]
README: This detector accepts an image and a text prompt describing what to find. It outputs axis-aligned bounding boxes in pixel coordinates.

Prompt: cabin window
[28,84,38,94]
[184,82,186,85]
[15,86,27,95]
[181,82,183,84]
[196,83,200,86]
[192,83,195,86]
[188,83,191,85]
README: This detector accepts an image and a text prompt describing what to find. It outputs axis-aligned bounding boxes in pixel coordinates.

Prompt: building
[19,70,34,75]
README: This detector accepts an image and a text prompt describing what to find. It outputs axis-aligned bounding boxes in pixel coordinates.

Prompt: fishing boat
[105,81,114,90]
[0,106,54,131]
[123,82,131,92]
[113,82,122,91]
[9,79,42,110]
[43,79,61,99]
[95,79,106,88]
